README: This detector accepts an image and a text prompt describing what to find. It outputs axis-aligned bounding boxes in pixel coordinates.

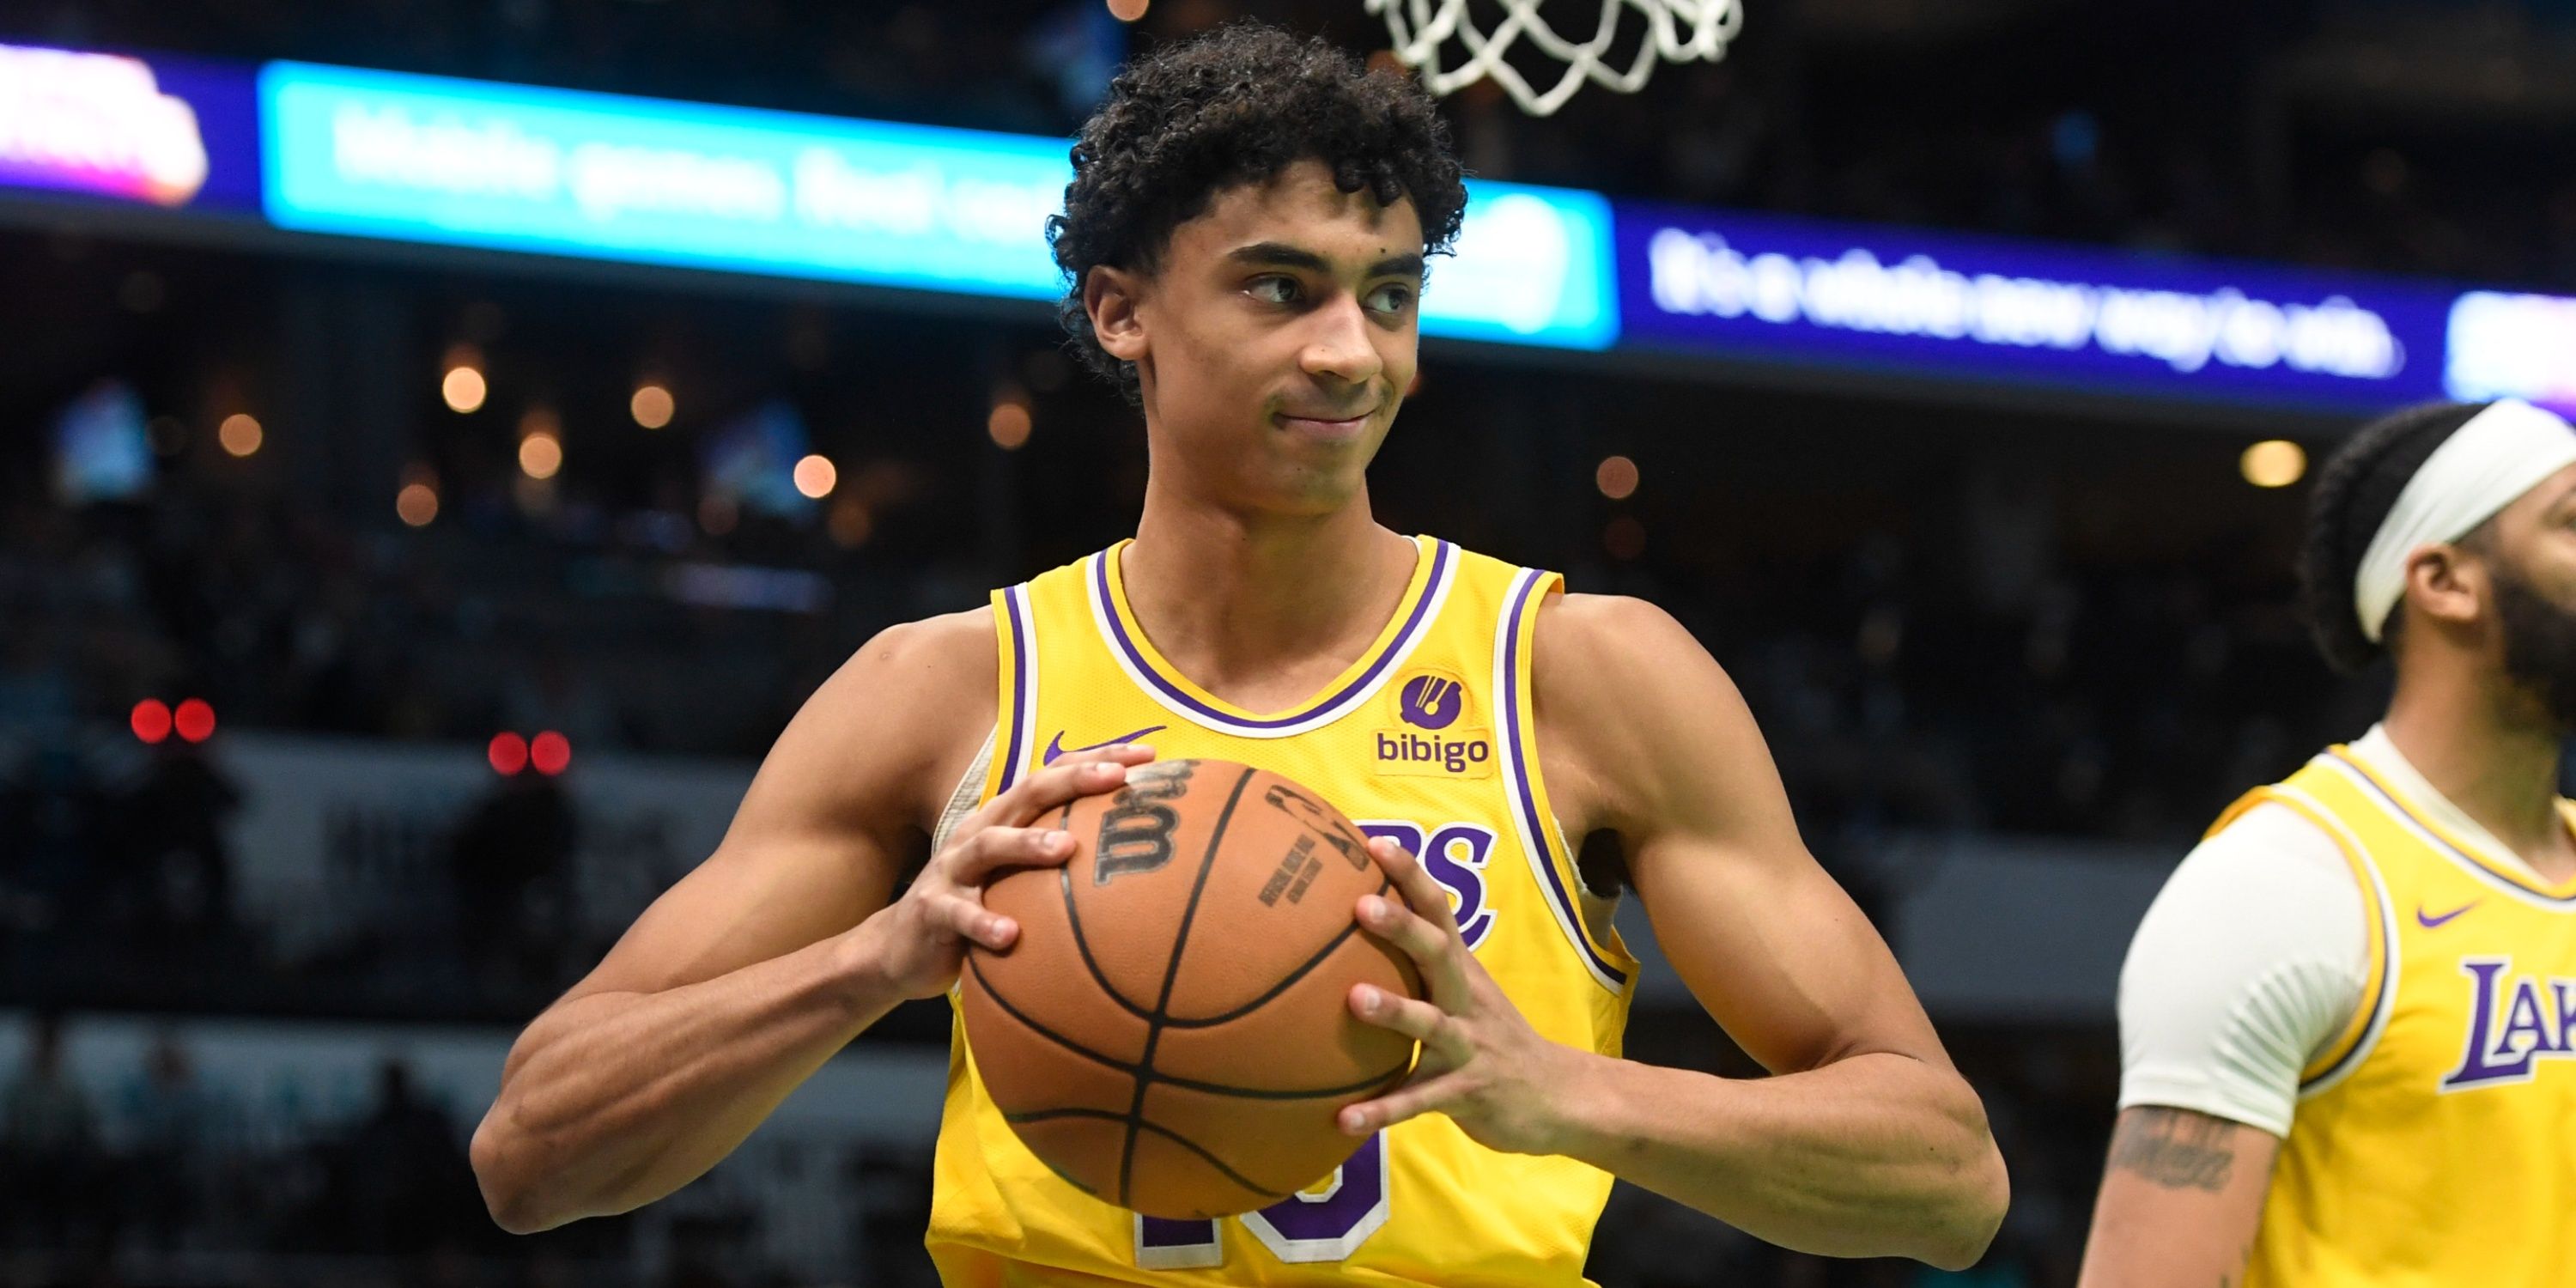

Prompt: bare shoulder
[851,605,1000,699]
[1528,592,1764,837]
[1529,591,1710,677]
[1529,592,1749,745]
[763,605,1000,837]
[1525,590,1793,845]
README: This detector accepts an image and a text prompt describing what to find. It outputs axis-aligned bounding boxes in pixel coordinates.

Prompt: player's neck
[2384,665,2573,875]
[1121,494,1419,711]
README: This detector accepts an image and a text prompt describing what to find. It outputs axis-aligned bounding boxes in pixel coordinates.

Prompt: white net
[1366,0,1742,116]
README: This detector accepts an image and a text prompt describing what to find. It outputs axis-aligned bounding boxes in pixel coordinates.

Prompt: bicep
[1625,785,1947,1075]
[2078,1106,2277,1288]
[1540,594,1946,1073]
[560,617,989,1002]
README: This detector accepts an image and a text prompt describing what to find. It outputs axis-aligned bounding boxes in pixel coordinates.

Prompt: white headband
[2355,398,2576,643]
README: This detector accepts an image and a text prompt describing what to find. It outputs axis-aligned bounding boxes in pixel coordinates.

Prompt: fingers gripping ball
[959,759,1423,1218]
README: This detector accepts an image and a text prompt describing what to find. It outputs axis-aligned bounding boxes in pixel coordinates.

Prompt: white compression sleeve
[2114,801,2369,1138]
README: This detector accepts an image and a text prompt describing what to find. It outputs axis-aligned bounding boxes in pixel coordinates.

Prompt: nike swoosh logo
[1042,726,1166,764]
[2417,901,2480,929]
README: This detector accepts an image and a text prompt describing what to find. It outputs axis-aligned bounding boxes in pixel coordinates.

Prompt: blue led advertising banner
[9,39,2568,408]
[0,41,264,215]
[1422,184,1616,350]
[260,60,1077,301]
[1614,201,2475,412]
[257,60,1618,350]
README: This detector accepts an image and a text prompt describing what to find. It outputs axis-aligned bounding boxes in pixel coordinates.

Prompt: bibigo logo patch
[1376,669,1492,778]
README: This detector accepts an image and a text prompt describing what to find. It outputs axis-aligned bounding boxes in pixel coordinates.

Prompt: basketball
[958,758,1425,1218]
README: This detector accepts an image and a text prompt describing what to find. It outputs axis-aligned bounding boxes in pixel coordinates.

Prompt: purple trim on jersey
[998,585,1031,792]
[1091,539,1455,732]
[2325,749,2576,908]
[1500,568,1630,987]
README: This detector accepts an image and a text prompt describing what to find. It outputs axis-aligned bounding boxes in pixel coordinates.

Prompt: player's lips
[1273,409,1376,439]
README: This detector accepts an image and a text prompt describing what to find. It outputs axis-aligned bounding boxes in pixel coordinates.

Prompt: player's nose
[1298,296,1383,388]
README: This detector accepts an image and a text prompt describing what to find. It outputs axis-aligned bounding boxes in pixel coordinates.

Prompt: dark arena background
[3,0,2573,1285]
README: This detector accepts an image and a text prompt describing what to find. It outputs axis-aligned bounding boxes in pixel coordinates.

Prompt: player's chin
[1241,451,1370,509]
[1246,467,1368,517]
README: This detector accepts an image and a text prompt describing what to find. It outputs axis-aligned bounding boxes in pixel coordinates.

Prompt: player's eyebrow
[1226,242,1425,281]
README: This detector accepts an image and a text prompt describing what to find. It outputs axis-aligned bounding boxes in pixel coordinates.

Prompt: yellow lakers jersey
[2213,748,2576,1287]
[927,535,1639,1286]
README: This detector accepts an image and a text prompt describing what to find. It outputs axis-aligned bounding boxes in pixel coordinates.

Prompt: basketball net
[1366,0,1741,117]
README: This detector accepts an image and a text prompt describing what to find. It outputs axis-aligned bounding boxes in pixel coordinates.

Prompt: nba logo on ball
[1376,670,1492,778]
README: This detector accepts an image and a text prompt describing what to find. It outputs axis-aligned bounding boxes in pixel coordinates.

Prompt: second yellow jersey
[2215,748,2576,1287]
[927,535,1639,1286]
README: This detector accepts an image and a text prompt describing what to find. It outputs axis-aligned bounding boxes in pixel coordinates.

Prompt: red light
[131,699,172,744]
[488,732,529,775]
[173,698,216,743]
[530,731,571,776]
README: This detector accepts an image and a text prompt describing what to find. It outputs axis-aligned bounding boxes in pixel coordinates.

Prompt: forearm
[2078,1182,2259,1288]
[471,927,904,1232]
[1551,1049,2007,1269]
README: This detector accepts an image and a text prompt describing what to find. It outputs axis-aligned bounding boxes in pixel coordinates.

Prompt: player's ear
[2404,543,2487,630]
[1085,265,1149,364]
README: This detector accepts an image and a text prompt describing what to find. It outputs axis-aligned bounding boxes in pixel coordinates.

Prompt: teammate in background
[471,24,2005,1282]
[2078,398,2576,1287]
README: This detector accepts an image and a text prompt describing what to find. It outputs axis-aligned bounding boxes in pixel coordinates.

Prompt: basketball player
[2077,398,2576,1286]
[471,24,2006,1281]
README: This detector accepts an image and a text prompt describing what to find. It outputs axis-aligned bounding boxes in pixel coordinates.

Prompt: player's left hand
[1339,835,1589,1156]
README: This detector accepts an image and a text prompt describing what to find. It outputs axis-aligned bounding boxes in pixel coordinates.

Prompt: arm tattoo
[2108,1108,2238,1192]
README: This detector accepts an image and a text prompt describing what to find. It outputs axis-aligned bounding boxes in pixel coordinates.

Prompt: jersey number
[1128,816,1487,1269]
[1133,1133,1390,1268]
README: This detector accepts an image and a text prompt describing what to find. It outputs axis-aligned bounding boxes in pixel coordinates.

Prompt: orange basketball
[958,758,1423,1219]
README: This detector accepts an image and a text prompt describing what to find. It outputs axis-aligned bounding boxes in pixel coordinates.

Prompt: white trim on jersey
[1082,544,1461,739]
[1492,566,1628,993]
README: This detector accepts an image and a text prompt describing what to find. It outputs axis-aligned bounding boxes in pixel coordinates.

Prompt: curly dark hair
[2300,400,2494,673]
[1047,22,1470,405]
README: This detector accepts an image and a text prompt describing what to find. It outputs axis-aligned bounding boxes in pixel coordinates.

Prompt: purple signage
[0,42,262,214]
[1614,200,2460,411]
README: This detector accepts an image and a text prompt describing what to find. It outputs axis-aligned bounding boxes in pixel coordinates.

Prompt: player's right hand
[860,744,1157,1000]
